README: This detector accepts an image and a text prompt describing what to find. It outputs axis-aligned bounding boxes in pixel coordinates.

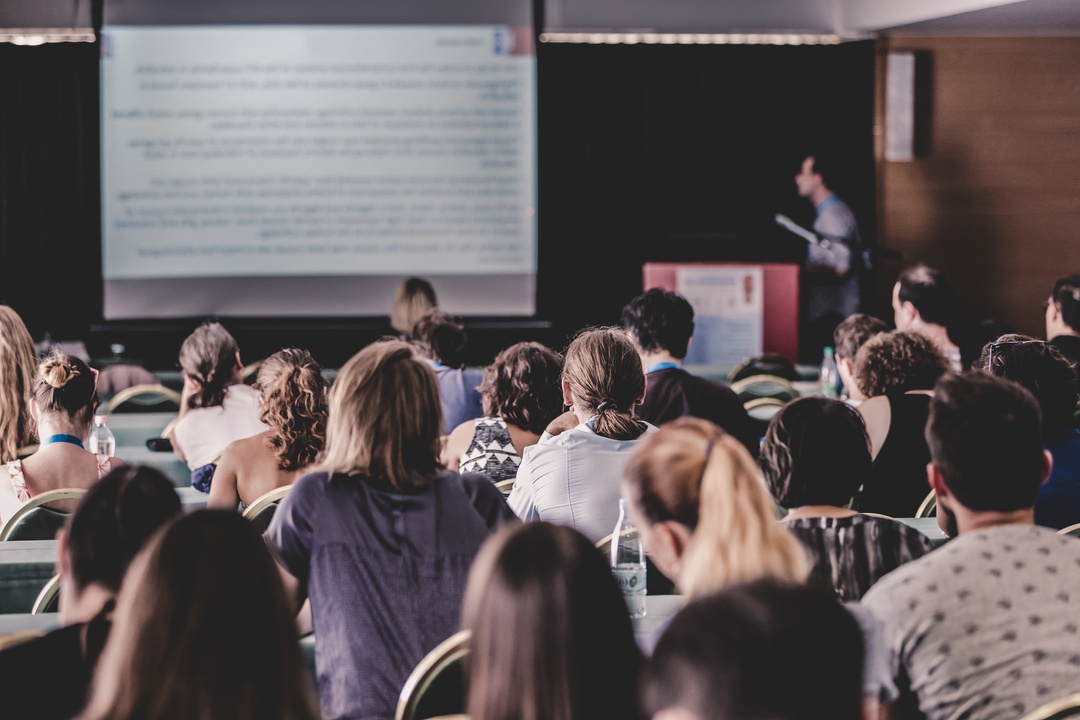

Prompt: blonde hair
[254,349,327,472]
[391,278,438,334]
[319,340,441,490]
[0,306,38,461]
[563,327,647,441]
[623,418,808,598]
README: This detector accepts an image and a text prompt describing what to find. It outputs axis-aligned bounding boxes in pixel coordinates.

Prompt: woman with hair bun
[0,305,39,463]
[172,321,266,471]
[508,327,655,543]
[0,353,125,523]
[208,348,328,510]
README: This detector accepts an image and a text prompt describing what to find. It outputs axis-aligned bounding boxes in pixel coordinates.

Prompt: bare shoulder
[857,395,892,460]
[222,431,271,464]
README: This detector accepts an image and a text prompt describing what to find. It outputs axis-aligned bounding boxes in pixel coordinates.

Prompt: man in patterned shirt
[862,372,1080,720]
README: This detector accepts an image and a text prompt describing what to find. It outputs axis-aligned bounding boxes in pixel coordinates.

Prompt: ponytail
[179,322,240,410]
[591,399,647,442]
[563,327,647,441]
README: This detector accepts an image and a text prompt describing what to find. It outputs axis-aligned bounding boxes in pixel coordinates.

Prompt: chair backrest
[0,629,46,652]
[731,375,800,404]
[241,485,293,534]
[727,354,800,383]
[1058,522,1080,538]
[106,384,182,415]
[396,630,471,720]
[493,478,514,496]
[241,360,264,385]
[1019,693,1080,720]
[915,490,937,519]
[31,573,61,614]
[0,488,87,541]
[743,396,786,439]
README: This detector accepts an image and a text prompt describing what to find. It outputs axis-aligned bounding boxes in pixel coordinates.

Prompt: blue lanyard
[42,434,84,448]
[646,362,681,374]
[815,193,839,219]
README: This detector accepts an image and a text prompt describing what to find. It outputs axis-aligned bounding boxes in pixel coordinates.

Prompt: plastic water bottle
[88,415,115,457]
[610,498,647,619]
[819,346,840,399]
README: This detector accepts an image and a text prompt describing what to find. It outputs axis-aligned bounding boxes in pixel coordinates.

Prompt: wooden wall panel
[874,37,1080,339]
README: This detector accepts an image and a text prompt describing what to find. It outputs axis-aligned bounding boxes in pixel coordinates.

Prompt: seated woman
[760,397,933,601]
[441,341,564,482]
[265,340,515,720]
[508,327,654,543]
[391,277,438,336]
[207,349,327,511]
[854,331,950,516]
[79,511,320,720]
[644,581,865,720]
[462,522,641,720]
[171,321,266,472]
[0,353,124,524]
[975,334,1080,530]
[622,417,807,599]
[0,305,39,463]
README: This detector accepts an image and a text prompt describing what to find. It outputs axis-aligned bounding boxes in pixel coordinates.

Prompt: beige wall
[873,36,1080,338]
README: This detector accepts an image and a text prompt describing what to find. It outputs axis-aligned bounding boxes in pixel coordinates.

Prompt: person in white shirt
[508,326,655,543]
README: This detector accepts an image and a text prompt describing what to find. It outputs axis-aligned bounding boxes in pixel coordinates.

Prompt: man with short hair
[1045,274,1080,368]
[410,310,484,433]
[832,313,889,405]
[620,289,757,455]
[892,265,962,371]
[862,373,1080,720]
[0,466,181,720]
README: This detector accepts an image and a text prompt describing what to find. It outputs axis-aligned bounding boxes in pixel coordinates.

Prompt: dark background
[0,37,875,369]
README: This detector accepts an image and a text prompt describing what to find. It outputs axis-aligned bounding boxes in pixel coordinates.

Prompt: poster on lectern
[676,265,764,366]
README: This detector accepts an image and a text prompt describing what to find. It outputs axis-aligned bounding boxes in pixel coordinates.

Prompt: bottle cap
[94,415,107,424]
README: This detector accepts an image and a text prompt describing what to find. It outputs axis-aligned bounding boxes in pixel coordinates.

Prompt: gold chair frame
[241,485,294,522]
[31,573,61,614]
[105,384,182,415]
[0,488,87,540]
[395,630,471,720]
[915,490,937,519]
[1019,692,1080,720]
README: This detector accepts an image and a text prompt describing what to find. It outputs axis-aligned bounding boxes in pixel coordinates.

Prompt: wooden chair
[1058,522,1080,538]
[1019,693,1080,720]
[105,384,182,415]
[595,533,679,596]
[493,478,514,496]
[0,630,46,652]
[915,490,937,519]
[731,375,800,404]
[0,488,87,541]
[395,630,470,720]
[242,485,293,534]
[241,359,264,385]
[31,574,61,614]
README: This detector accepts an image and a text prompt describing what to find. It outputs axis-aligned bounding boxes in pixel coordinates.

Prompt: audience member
[644,581,864,720]
[892,265,962,371]
[832,313,888,405]
[862,372,1080,720]
[265,340,514,720]
[208,348,327,510]
[623,417,807,598]
[78,511,320,720]
[442,342,563,482]
[958,318,1016,370]
[760,397,932,600]
[0,305,38,463]
[509,327,654,543]
[172,321,265,471]
[0,353,124,524]
[462,522,641,720]
[411,311,485,433]
[620,289,757,454]
[0,466,181,720]
[1045,274,1080,368]
[855,331,950,516]
[976,334,1080,529]
[391,277,438,335]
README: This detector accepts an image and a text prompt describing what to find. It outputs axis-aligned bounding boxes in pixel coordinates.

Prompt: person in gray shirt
[862,372,1080,720]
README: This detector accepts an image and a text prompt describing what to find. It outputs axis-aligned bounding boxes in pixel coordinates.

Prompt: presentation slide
[100,24,537,318]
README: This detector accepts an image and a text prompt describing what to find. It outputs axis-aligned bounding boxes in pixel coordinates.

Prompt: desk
[106,412,176,447]
[114,445,190,487]
[177,486,208,511]
[898,517,950,548]
[0,613,58,635]
[0,541,55,614]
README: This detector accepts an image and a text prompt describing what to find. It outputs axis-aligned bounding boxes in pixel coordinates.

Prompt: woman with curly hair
[0,306,38,463]
[441,342,564,482]
[208,349,327,510]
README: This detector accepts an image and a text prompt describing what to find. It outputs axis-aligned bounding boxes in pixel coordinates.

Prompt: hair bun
[596,398,619,412]
[40,358,74,389]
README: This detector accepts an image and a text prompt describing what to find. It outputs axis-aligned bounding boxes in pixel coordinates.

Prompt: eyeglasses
[987,340,1045,366]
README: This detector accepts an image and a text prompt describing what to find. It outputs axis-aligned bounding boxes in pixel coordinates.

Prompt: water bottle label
[612,567,645,592]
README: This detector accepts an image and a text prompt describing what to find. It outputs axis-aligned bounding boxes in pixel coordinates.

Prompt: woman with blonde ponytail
[508,327,655,543]
[0,306,38,463]
[208,349,328,510]
[0,353,125,524]
[622,417,808,598]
